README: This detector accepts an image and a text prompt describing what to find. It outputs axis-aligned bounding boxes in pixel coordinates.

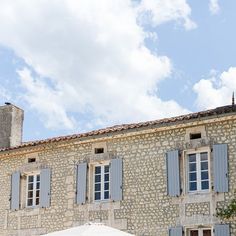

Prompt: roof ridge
[1,104,236,152]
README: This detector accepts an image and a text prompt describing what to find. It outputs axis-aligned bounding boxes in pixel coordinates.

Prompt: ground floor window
[189,228,211,236]
[26,173,40,207]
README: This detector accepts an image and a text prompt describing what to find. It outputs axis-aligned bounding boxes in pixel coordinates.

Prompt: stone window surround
[18,161,47,210]
[91,142,108,155]
[185,226,213,236]
[182,146,211,195]
[20,169,41,209]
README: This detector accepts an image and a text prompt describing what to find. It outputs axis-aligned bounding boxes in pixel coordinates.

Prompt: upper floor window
[26,173,40,207]
[94,164,110,201]
[188,152,209,192]
[94,148,104,154]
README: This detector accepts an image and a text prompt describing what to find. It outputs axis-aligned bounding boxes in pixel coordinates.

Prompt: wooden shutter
[40,168,51,208]
[169,226,183,236]
[166,150,180,196]
[11,171,20,210]
[215,224,230,236]
[110,158,123,201]
[213,144,229,192]
[76,163,87,204]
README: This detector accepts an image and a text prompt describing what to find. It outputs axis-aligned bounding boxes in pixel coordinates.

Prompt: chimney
[0,103,24,149]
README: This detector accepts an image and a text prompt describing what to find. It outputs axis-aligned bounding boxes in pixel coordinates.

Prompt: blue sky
[0,0,236,141]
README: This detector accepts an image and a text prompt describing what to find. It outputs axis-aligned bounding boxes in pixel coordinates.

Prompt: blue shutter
[166,150,180,196]
[11,171,20,210]
[40,168,51,208]
[111,158,123,201]
[213,144,228,192]
[169,226,183,236]
[76,163,87,204]
[215,224,230,236]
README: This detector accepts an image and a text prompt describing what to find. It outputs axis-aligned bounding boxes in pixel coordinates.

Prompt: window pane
[189,182,197,191]
[28,183,34,190]
[28,191,33,198]
[104,182,109,190]
[189,172,197,181]
[37,175,40,181]
[201,171,209,180]
[95,175,101,183]
[95,192,101,200]
[201,181,209,190]
[189,163,196,171]
[27,199,33,206]
[95,183,101,191]
[36,182,40,189]
[200,152,208,161]
[104,191,109,199]
[104,165,109,173]
[201,162,208,170]
[190,230,199,236]
[203,230,211,236]
[104,173,109,181]
[28,176,34,182]
[36,190,40,197]
[95,166,101,174]
[189,154,196,162]
[36,198,40,205]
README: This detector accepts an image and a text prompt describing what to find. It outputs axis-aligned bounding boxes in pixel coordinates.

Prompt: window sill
[9,206,41,216]
[79,200,120,211]
[93,199,110,204]
[188,190,210,195]
[25,205,40,209]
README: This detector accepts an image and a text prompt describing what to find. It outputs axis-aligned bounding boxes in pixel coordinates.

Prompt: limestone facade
[0,107,235,236]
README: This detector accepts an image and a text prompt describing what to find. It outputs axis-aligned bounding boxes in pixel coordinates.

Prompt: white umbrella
[43,222,134,236]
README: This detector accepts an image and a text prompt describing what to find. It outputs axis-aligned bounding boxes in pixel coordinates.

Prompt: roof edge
[1,104,236,153]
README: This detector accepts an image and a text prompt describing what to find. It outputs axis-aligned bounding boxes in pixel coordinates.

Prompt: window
[188,228,211,236]
[94,164,110,201]
[188,152,209,192]
[26,173,40,207]
[190,132,201,140]
[28,158,36,163]
[94,148,104,154]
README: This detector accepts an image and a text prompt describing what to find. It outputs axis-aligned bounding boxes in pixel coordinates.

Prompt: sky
[0,0,236,141]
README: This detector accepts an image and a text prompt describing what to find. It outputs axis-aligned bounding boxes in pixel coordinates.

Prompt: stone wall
[0,116,235,235]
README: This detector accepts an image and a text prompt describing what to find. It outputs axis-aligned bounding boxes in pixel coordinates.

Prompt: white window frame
[187,227,212,236]
[26,172,40,207]
[185,147,211,194]
[93,163,110,202]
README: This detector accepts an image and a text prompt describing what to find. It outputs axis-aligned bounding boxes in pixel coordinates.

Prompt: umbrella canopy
[43,223,134,236]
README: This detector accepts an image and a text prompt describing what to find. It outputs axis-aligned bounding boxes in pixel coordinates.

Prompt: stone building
[0,103,235,236]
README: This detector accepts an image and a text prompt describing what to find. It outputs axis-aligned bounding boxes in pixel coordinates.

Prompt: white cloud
[209,0,220,15]
[137,0,197,30]
[18,68,75,130]
[0,85,11,101]
[193,67,236,109]
[0,0,191,131]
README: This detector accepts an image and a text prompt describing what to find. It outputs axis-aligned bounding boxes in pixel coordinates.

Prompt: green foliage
[216,195,236,219]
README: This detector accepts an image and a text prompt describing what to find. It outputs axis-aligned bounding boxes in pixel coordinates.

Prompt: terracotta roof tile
[1,105,236,152]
